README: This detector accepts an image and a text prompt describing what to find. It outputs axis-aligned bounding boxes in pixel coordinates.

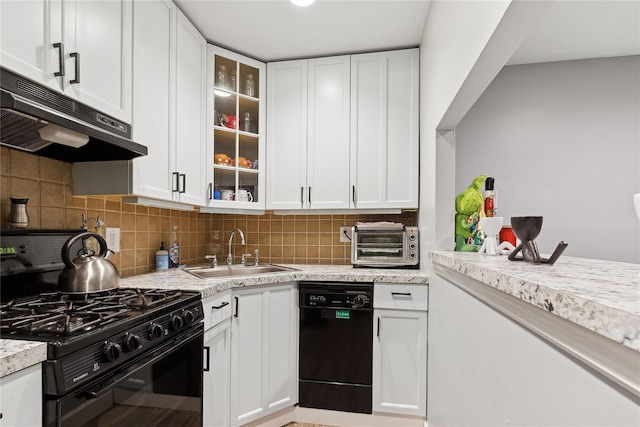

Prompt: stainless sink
[184,264,298,279]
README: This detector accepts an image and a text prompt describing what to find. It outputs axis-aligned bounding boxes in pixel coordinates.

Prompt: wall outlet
[339,226,352,243]
[106,227,120,252]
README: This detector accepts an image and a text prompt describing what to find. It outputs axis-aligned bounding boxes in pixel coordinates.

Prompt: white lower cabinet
[0,364,42,427]
[230,283,298,427]
[373,284,428,417]
[203,290,232,427]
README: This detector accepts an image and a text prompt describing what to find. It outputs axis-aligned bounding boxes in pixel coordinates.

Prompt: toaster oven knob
[124,333,141,352]
[103,342,122,362]
[148,322,164,340]
[181,309,195,325]
[170,314,185,331]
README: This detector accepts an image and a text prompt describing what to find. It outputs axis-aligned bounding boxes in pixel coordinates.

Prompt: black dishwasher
[298,281,373,414]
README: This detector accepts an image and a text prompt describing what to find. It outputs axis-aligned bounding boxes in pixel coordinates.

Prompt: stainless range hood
[1,68,147,162]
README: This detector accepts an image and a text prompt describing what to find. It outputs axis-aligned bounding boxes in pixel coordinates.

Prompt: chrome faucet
[227,229,246,265]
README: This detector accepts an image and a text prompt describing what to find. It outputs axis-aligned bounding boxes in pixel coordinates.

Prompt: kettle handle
[61,232,109,268]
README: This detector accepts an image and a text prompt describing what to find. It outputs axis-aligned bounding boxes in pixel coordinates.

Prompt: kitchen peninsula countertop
[0,264,428,377]
[430,251,640,352]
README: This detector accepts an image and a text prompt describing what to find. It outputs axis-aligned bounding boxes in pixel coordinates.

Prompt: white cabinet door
[0,0,63,92]
[266,60,308,210]
[132,0,175,201]
[231,283,297,427]
[0,0,132,122]
[203,318,231,427]
[373,309,427,416]
[307,56,351,209]
[350,49,419,209]
[63,0,132,122]
[0,364,42,427]
[174,10,206,206]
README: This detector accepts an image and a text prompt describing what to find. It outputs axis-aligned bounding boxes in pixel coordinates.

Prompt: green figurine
[455,174,486,252]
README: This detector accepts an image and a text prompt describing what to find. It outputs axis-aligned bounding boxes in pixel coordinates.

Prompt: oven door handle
[85,325,202,400]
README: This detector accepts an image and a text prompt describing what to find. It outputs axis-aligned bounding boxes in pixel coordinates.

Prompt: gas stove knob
[103,342,122,362]
[353,294,366,308]
[148,322,164,340]
[170,314,185,331]
[181,309,195,325]
[124,333,141,352]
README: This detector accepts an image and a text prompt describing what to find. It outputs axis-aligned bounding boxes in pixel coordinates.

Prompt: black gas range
[1,229,204,427]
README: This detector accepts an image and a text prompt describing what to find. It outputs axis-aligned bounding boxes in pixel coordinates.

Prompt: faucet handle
[241,253,252,265]
[205,255,217,268]
[253,249,259,266]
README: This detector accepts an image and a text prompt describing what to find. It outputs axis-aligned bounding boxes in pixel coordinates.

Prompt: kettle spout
[105,249,115,260]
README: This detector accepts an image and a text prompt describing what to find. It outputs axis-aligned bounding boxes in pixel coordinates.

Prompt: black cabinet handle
[234,296,239,318]
[352,185,356,205]
[300,187,304,205]
[53,43,65,77]
[179,174,186,193]
[203,346,210,372]
[377,317,380,338]
[70,52,80,84]
[211,301,229,310]
[172,172,179,192]
[308,186,311,203]
[208,183,213,200]
[391,292,412,297]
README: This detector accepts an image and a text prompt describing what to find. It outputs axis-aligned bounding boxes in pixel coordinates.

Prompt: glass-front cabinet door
[203,45,265,212]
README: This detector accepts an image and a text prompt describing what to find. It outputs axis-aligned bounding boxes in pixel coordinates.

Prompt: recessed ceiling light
[290,0,316,6]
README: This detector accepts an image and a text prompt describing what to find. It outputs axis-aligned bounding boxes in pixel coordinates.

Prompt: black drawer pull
[53,43,64,77]
[203,346,210,371]
[234,296,239,318]
[211,301,229,310]
[70,52,80,84]
[391,292,412,297]
[377,317,380,338]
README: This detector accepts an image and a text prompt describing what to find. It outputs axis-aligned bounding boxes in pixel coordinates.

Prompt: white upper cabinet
[266,56,351,211]
[350,49,419,209]
[267,49,419,212]
[130,0,175,202]
[173,10,207,206]
[0,0,133,123]
[73,1,206,208]
[131,3,205,206]
[0,0,64,93]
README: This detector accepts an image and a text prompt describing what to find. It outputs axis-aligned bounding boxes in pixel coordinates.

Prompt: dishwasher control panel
[300,283,373,310]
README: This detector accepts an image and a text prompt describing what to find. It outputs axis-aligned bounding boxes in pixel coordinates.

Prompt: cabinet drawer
[203,290,232,330]
[374,283,428,311]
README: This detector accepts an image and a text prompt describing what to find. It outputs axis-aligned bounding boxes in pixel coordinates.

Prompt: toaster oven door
[352,231,406,266]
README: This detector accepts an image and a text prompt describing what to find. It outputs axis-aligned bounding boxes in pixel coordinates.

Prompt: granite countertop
[120,263,428,298]
[0,264,428,377]
[430,251,640,352]
[0,339,47,377]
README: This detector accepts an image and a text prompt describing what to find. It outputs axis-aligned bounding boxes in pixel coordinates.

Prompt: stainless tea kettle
[58,232,119,294]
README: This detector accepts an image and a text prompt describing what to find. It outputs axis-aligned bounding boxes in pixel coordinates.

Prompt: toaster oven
[350,223,419,267]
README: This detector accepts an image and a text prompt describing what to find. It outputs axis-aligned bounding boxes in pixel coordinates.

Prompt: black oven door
[45,324,203,427]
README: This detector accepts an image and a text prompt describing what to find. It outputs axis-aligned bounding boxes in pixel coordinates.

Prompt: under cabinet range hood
[0,68,147,162]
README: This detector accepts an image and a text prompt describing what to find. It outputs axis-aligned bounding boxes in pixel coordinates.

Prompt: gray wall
[455,56,640,263]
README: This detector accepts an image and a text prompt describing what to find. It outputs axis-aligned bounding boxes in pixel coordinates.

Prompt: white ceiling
[174,0,639,64]
[508,0,640,65]
[174,0,431,62]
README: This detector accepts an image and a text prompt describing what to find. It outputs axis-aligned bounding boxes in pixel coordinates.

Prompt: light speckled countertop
[430,251,640,352]
[0,264,428,377]
[0,339,47,377]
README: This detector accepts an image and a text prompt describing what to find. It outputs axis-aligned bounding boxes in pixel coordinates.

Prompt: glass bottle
[217,65,228,89]
[243,112,252,133]
[245,74,255,97]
